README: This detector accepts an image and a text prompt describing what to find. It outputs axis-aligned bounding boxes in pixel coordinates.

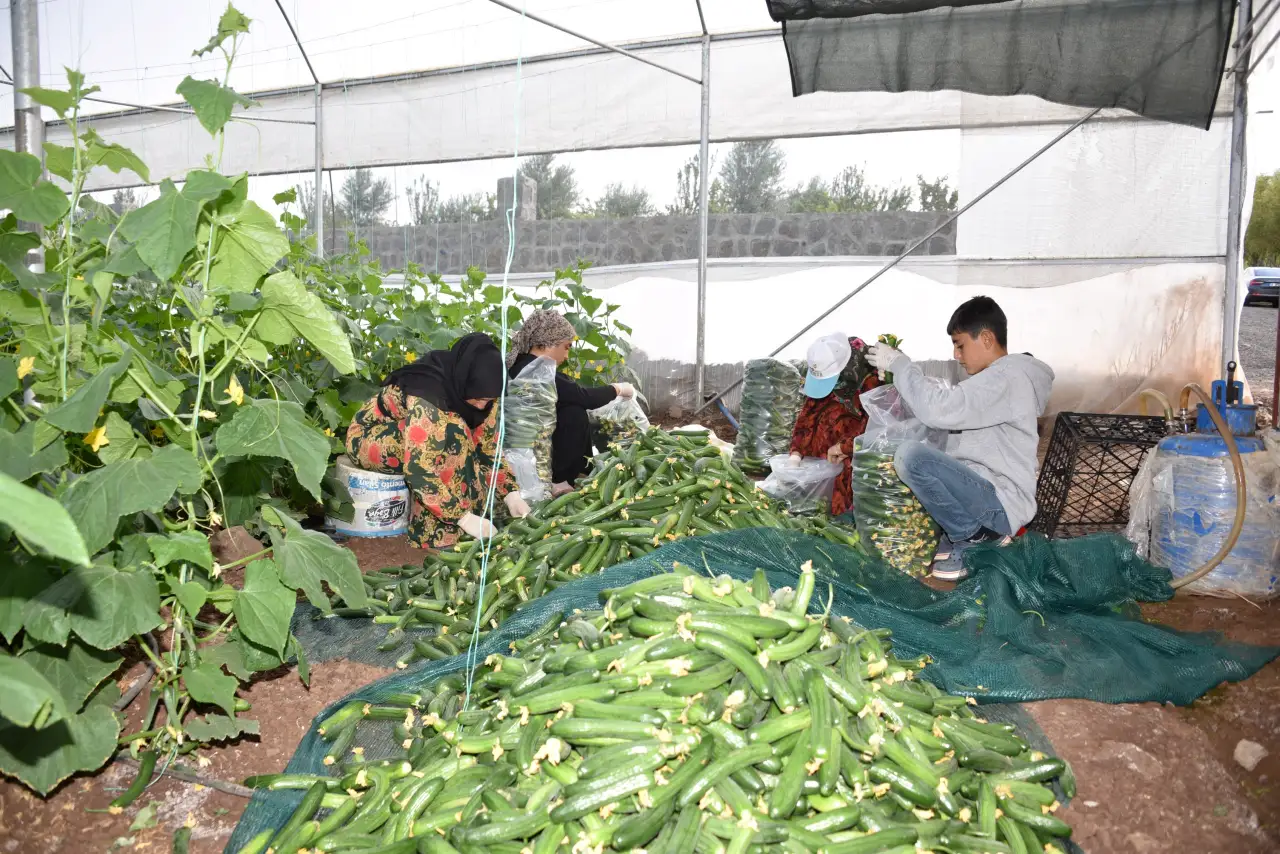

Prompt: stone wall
[324,211,956,275]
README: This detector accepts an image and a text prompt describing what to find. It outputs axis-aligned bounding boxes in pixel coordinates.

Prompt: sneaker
[931,530,1011,581]
[932,533,957,561]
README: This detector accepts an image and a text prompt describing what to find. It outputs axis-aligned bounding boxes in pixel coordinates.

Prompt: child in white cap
[788,333,880,518]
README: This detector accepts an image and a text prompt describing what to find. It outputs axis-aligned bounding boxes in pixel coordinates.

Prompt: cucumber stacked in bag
[733,359,805,475]
[850,439,941,578]
[245,562,1074,854]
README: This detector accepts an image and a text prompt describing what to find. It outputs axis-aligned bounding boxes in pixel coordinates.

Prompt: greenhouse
[1,1,1279,852]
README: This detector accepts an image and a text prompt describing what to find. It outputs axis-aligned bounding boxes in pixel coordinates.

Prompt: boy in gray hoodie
[867,296,1054,581]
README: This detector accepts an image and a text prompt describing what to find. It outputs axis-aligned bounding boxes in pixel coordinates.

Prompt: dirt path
[1,537,1276,854]
[1033,595,1280,854]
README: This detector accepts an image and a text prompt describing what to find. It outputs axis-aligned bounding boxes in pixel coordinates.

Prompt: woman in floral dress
[345,333,530,549]
[788,335,880,518]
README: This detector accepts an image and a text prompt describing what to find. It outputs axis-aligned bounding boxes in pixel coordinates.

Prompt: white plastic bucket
[326,456,411,538]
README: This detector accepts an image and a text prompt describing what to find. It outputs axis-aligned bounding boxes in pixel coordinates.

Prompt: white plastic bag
[590,395,651,447]
[733,358,804,474]
[859,384,944,452]
[503,357,557,502]
[1126,437,1280,599]
[759,455,844,515]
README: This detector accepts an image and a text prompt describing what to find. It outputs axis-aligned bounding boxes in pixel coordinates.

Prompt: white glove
[612,382,636,399]
[504,492,531,519]
[787,453,802,466]
[458,512,495,540]
[867,342,903,371]
[552,482,574,497]
[867,342,904,379]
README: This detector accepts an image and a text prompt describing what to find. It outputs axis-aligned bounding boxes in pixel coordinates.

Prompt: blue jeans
[893,441,1010,542]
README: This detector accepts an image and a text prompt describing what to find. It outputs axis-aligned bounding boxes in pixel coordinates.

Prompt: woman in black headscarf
[345,333,529,549]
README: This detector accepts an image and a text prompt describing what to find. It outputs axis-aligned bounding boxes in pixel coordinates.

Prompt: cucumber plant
[0,2,637,798]
[0,5,365,795]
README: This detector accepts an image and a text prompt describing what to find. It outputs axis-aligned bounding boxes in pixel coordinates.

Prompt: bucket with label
[326,456,411,538]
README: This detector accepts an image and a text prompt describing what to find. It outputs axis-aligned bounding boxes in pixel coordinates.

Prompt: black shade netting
[768,0,1010,17]
[226,528,1276,851]
[771,0,1235,129]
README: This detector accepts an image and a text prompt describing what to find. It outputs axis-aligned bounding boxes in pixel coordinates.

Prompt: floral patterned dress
[345,385,515,549]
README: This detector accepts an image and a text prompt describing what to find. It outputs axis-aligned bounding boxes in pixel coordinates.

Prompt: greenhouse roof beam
[0,82,316,126]
[273,0,320,85]
[484,0,703,85]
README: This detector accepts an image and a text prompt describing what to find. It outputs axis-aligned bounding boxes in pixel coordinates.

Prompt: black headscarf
[383,333,505,429]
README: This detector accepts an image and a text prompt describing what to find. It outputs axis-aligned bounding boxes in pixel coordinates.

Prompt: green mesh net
[226,529,1278,852]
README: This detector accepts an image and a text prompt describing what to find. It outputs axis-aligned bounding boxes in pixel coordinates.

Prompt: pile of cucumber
[242,562,1073,853]
[733,359,805,475]
[327,428,862,667]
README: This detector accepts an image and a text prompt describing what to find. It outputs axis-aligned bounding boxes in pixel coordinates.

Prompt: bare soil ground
[1032,596,1280,854]
[2,536,1277,853]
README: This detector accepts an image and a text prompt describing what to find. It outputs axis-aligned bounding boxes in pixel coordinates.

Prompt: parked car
[1245,267,1280,306]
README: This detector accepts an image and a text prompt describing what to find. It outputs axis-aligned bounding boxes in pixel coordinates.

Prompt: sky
[0,0,1275,221]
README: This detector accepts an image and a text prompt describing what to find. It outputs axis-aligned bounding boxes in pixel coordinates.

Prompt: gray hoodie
[888,352,1055,532]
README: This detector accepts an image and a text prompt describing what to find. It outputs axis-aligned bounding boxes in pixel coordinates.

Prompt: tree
[829,165,913,212]
[437,192,496,224]
[718,140,786,213]
[916,175,959,212]
[667,154,728,216]
[110,187,140,216]
[294,180,335,228]
[406,175,440,225]
[786,176,835,213]
[785,167,914,213]
[589,183,656,218]
[1245,170,1280,267]
[519,153,580,219]
[338,167,394,227]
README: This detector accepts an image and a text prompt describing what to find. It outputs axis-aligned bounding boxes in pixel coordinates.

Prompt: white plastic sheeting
[544,110,1234,417]
[0,32,1235,192]
[957,118,1231,260]
[597,260,1224,418]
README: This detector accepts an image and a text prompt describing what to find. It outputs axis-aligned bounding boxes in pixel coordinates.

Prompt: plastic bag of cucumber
[233,563,1076,854]
[319,428,863,671]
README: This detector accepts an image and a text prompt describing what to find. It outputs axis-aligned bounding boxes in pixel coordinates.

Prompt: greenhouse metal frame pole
[694,106,1104,416]
[272,0,326,257]
[315,85,325,259]
[10,0,42,165]
[696,1,711,405]
[11,0,44,269]
[1222,0,1252,370]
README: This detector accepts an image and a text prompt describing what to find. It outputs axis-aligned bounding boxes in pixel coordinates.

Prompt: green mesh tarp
[226,529,1279,851]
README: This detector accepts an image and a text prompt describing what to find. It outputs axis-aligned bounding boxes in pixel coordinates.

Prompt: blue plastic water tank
[1149,433,1278,597]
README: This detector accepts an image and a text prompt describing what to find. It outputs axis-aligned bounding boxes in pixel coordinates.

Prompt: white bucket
[326,456,411,538]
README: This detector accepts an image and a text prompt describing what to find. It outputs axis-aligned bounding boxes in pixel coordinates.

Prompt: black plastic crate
[1029,412,1168,539]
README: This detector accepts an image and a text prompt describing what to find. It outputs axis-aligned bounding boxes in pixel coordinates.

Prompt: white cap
[803,333,852,398]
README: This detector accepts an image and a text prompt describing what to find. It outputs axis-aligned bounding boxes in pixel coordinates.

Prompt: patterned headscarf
[508,310,576,367]
[830,337,878,415]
